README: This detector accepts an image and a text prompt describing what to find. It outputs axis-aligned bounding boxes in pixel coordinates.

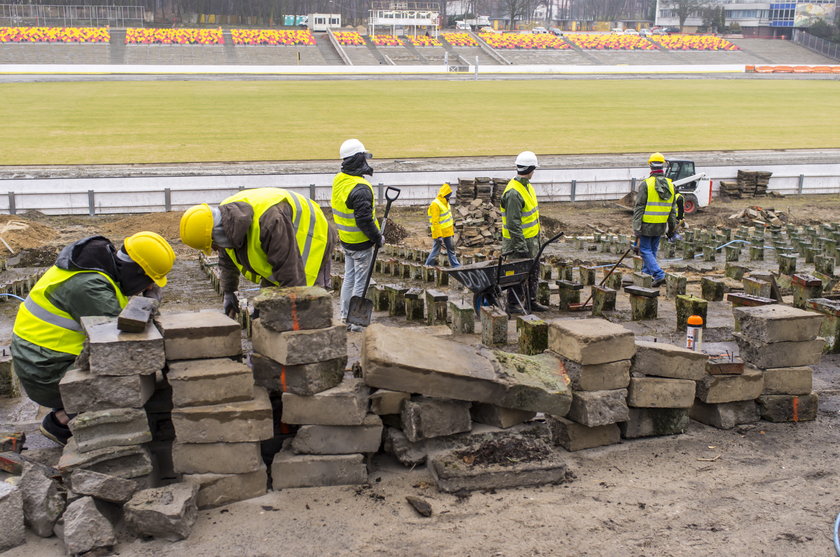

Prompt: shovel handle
[358,186,401,302]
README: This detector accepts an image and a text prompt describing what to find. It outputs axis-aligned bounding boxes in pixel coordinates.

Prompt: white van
[455,21,471,30]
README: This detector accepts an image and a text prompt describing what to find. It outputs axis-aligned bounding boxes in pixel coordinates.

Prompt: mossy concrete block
[675,295,707,332]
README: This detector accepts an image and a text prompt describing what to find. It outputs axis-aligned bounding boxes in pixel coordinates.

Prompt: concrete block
[763,366,812,395]
[252,286,332,332]
[470,403,535,429]
[695,367,764,403]
[20,462,65,537]
[124,482,199,541]
[369,389,410,416]
[155,312,241,361]
[290,414,383,454]
[561,358,630,391]
[547,415,620,451]
[282,377,369,426]
[631,340,708,381]
[69,408,152,453]
[619,407,690,438]
[743,277,771,298]
[517,314,548,355]
[401,397,472,442]
[567,389,629,427]
[689,399,759,429]
[791,274,823,309]
[701,277,725,301]
[168,358,254,407]
[665,273,687,298]
[59,439,153,479]
[757,393,818,422]
[732,304,823,343]
[735,336,824,368]
[386,285,409,317]
[172,441,263,475]
[272,450,367,489]
[557,280,582,310]
[170,387,273,443]
[83,316,165,376]
[591,286,616,317]
[425,289,448,326]
[251,320,346,365]
[117,296,158,333]
[250,353,345,396]
[481,305,508,346]
[449,301,476,335]
[0,482,25,552]
[62,497,116,555]
[404,288,425,321]
[60,367,155,413]
[629,294,658,320]
[547,318,635,365]
[68,468,138,504]
[184,465,268,508]
[627,377,695,408]
[579,265,596,286]
[675,295,708,332]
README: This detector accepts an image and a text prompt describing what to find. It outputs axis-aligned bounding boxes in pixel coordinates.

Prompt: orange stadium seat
[333,31,365,46]
[441,32,477,47]
[407,35,441,47]
[478,32,570,50]
[371,34,402,47]
[653,34,739,51]
[0,26,109,43]
[125,28,224,45]
[230,29,315,46]
[564,33,657,50]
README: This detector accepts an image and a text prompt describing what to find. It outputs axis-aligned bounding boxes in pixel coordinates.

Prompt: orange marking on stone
[792,396,799,422]
[280,366,288,393]
[290,292,301,331]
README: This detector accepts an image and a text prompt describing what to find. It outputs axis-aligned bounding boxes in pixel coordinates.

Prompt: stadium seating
[371,34,402,47]
[564,33,657,50]
[442,32,477,46]
[479,32,570,50]
[231,29,316,46]
[653,34,739,51]
[333,31,365,46]
[125,28,224,45]
[0,26,109,43]
[407,35,441,47]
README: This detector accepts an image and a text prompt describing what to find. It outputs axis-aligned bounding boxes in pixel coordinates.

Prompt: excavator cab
[667,160,697,188]
[614,158,710,215]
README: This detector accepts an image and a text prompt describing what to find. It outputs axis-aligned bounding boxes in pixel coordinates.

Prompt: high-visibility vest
[501,178,540,239]
[331,173,379,245]
[642,176,675,224]
[428,198,454,238]
[221,188,329,287]
[13,266,127,356]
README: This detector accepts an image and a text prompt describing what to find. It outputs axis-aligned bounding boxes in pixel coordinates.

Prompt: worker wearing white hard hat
[331,138,385,331]
[499,151,548,313]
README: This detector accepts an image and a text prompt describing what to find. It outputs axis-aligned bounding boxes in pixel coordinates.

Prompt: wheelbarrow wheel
[473,290,497,316]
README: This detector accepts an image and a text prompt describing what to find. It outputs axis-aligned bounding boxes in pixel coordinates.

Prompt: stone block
[184,465,268,509]
[619,408,690,438]
[369,389,410,416]
[370,285,389,311]
[20,462,65,537]
[167,358,254,407]
[547,318,635,365]
[792,275,824,309]
[290,414,383,454]
[252,286,332,332]
[401,397,472,442]
[579,265,596,285]
[60,367,155,413]
[59,439,153,479]
[425,289,448,326]
[117,296,158,333]
[591,286,616,317]
[62,497,116,555]
[743,277,772,299]
[665,273,687,298]
[155,312,241,361]
[757,393,818,422]
[724,263,749,280]
[282,377,369,426]
[363,325,572,415]
[735,336,824,368]
[763,366,812,395]
[404,288,425,321]
[561,358,630,391]
[629,294,658,321]
[0,482,25,552]
[69,408,152,453]
[701,277,725,302]
[604,271,623,291]
[272,451,367,489]
[631,340,708,381]
[778,254,797,276]
[675,295,708,332]
[632,272,653,288]
[251,320,346,365]
[557,280,582,310]
[567,389,628,427]
[170,387,273,443]
[517,314,548,355]
[695,367,764,403]
[83,316,165,376]
[627,377,695,408]
[172,441,263,475]
[689,399,759,429]
[480,305,508,346]
[732,304,823,343]
[124,482,199,541]
[546,415,620,451]
[448,301,476,335]
[250,353,345,396]
[68,468,138,504]
[470,403,535,429]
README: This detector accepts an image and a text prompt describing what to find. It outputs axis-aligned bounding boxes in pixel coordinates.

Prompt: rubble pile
[719,170,773,199]
[454,198,502,248]
[728,206,786,228]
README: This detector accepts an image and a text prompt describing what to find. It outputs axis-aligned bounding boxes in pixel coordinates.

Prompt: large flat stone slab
[567,389,629,427]
[547,416,620,451]
[252,286,333,332]
[0,482,24,552]
[470,403,535,429]
[695,367,764,404]
[58,439,152,479]
[619,407,690,439]
[250,353,345,395]
[290,414,383,454]
[252,319,346,365]
[272,451,367,489]
[763,366,813,395]
[547,318,635,365]
[733,304,823,343]
[60,367,155,413]
[68,469,138,503]
[170,387,273,443]
[172,441,263,475]
[401,396,472,442]
[167,358,254,407]
[68,408,152,453]
[627,377,695,409]
[757,393,818,422]
[631,341,708,381]
[184,465,268,508]
[281,377,369,426]
[82,316,164,376]
[124,482,199,541]
[561,358,630,392]
[734,335,824,368]
[155,311,241,361]
[689,399,759,429]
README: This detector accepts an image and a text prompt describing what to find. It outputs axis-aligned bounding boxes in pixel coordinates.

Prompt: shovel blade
[346,296,374,327]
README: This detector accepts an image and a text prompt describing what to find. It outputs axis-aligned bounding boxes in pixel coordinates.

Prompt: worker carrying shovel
[180,187,337,317]
[633,152,678,288]
[424,183,460,268]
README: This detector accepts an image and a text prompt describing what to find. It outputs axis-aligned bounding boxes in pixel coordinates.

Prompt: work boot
[651,277,666,288]
[39,412,72,446]
[529,300,550,312]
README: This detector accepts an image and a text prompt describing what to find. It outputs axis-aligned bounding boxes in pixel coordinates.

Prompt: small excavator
[615,159,711,215]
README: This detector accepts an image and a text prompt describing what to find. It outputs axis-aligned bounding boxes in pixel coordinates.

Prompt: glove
[223,292,240,318]
[632,235,640,256]
[143,284,162,302]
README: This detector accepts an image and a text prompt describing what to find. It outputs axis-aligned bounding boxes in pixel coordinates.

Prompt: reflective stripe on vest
[221,188,329,287]
[331,173,379,244]
[500,178,540,239]
[429,198,453,233]
[642,176,675,224]
[13,266,127,356]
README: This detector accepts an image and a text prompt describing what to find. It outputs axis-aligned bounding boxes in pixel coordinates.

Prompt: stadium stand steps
[436,35,470,66]
[315,32,345,65]
[222,30,237,64]
[400,38,430,64]
[729,39,805,64]
[363,35,391,65]
[108,29,126,64]
[559,34,603,64]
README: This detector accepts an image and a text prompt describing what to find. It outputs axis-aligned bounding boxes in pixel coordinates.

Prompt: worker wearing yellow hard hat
[180,187,337,317]
[633,152,678,288]
[11,232,175,445]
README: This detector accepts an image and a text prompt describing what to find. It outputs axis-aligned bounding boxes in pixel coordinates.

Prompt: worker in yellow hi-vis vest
[633,152,678,288]
[424,183,460,267]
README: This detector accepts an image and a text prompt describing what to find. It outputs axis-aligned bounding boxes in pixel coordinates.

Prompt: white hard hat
[515,151,539,168]
[340,138,368,159]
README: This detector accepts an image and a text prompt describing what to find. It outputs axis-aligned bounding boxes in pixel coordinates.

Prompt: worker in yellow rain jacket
[424,183,460,267]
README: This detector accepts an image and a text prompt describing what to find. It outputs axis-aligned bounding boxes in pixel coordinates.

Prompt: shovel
[346,186,401,327]
[568,243,634,312]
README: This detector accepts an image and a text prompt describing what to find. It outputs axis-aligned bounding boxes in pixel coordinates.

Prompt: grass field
[0,79,838,165]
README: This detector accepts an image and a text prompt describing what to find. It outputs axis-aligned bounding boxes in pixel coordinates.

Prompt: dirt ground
[2,195,840,556]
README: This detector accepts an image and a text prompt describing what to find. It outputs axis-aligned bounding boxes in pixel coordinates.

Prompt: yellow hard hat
[124,231,176,288]
[180,204,214,255]
[648,152,666,165]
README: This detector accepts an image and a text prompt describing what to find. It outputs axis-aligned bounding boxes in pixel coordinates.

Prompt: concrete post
[675,294,707,331]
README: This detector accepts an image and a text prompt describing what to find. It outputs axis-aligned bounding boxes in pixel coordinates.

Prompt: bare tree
[673,0,705,30]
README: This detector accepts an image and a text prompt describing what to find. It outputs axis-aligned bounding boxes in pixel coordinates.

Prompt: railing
[0,4,145,28]
[792,29,840,61]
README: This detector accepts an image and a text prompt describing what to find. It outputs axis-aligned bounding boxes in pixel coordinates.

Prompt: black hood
[55,235,152,296]
[341,152,374,177]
